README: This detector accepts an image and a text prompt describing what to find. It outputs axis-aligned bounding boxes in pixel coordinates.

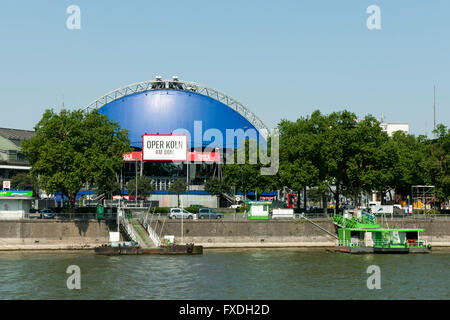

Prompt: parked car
[168,208,196,219]
[305,207,335,214]
[28,208,41,219]
[229,204,241,209]
[198,208,223,219]
[40,208,56,219]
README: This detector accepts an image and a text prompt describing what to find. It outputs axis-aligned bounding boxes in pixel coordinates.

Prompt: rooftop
[0,127,35,148]
[0,136,20,152]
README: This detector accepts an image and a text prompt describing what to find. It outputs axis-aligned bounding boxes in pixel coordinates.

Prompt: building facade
[86,77,270,190]
[380,123,409,136]
[0,128,34,182]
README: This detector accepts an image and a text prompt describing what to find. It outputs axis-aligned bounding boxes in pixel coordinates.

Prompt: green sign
[246,201,273,205]
[0,190,33,197]
[247,201,271,220]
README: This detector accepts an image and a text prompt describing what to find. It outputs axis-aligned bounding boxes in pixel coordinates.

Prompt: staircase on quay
[129,214,162,248]
[117,206,162,247]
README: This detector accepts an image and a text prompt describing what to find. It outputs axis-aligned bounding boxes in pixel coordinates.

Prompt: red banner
[188,152,220,162]
[123,152,142,161]
[123,151,219,162]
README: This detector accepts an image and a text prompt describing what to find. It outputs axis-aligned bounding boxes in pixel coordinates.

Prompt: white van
[369,201,381,207]
[168,208,197,219]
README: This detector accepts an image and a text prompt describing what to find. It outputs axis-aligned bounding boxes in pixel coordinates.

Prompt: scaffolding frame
[411,185,435,213]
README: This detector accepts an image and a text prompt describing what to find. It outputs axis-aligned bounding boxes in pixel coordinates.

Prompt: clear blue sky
[0,0,448,136]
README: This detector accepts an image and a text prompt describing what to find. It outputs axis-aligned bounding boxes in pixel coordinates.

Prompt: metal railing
[298,213,338,239]
[136,214,161,247]
[294,213,330,219]
[338,239,366,247]
[337,239,428,248]
[371,239,428,248]
[396,214,450,220]
[119,215,138,243]
[25,212,117,220]
[83,200,157,208]
[146,224,161,247]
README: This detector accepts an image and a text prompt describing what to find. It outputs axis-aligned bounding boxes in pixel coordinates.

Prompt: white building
[0,128,34,181]
[380,123,409,136]
[0,196,34,220]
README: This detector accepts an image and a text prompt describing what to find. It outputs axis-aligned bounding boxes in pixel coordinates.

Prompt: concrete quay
[0,218,450,250]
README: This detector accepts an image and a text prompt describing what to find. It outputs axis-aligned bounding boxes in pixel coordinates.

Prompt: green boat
[332,212,431,254]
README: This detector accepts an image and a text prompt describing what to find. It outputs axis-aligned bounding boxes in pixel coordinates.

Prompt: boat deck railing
[338,240,367,247]
[338,239,428,248]
[372,239,428,248]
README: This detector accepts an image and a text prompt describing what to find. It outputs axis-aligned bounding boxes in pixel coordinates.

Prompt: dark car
[40,208,56,219]
[198,208,223,219]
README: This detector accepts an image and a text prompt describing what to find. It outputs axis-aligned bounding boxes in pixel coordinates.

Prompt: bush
[185,206,201,213]
[412,209,441,215]
[75,206,97,213]
[236,204,248,213]
[151,207,170,214]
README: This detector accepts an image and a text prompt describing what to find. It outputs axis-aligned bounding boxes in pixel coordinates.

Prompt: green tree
[278,110,398,211]
[345,115,395,206]
[95,176,121,200]
[308,187,326,204]
[421,124,450,204]
[126,176,154,198]
[22,109,131,212]
[224,139,278,200]
[169,179,187,207]
[324,110,359,211]
[389,131,427,201]
[204,177,231,196]
[11,172,39,195]
[278,111,331,212]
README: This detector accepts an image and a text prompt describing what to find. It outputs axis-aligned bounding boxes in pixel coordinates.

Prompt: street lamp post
[135,160,138,207]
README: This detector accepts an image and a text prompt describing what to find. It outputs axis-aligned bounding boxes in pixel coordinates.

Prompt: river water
[0,248,449,300]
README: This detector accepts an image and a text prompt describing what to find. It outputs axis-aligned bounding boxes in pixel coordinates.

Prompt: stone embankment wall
[0,220,116,250]
[378,219,450,246]
[156,219,337,248]
[155,218,450,248]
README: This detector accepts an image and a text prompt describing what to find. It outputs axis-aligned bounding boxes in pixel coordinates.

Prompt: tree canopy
[22,109,131,211]
[11,172,39,195]
[225,109,449,209]
[223,139,278,199]
[126,176,154,198]
[20,107,448,211]
[169,179,187,207]
[422,125,450,202]
[204,177,231,196]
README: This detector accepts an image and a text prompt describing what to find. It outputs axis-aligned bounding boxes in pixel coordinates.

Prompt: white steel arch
[83,79,270,139]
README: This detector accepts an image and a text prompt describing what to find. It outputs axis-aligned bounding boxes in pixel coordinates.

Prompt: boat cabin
[338,227,426,248]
